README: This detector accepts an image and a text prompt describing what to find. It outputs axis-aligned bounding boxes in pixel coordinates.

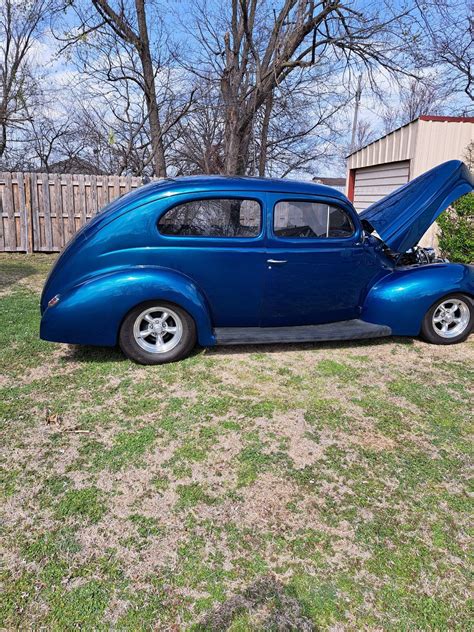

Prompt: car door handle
[267,259,287,264]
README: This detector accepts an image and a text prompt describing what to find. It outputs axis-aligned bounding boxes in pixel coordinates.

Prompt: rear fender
[40,266,215,347]
[362,263,474,335]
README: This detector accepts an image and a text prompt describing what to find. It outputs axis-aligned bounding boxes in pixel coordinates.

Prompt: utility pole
[349,74,362,154]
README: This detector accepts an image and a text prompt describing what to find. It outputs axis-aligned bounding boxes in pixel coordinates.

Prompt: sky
[22,0,474,179]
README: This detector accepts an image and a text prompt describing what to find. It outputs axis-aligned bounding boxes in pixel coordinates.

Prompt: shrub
[438,193,474,264]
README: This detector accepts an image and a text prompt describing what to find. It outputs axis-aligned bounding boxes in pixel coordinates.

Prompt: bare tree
[28,117,73,171]
[6,0,468,179]
[253,69,348,177]
[172,85,225,175]
[352,118,376,152]
[416,0,474,102]
[185,0,419,176]
[464,141,474,170]
[0,0,56,159]
[173,63,347,179]
[92,0,167,176]
[74,95,154,175]
[57,0,196,177]
[381,77,446,134]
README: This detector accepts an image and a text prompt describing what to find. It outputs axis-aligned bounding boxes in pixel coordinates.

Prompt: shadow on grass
[0,261,38,290]
[62,345,127,364]
[196,575,313,631]
[205,335,415,357]
[60,336,415,366]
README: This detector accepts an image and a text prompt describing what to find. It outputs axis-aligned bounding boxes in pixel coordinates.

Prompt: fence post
[30,173,41,252]
[3,172,15,251]
[24,173,33,253]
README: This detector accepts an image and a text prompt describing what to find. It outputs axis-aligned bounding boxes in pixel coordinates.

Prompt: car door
[261,193,379,327]
[156,191,266,327]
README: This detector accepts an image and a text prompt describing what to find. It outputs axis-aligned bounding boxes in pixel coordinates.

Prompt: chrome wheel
[133,306,183,353]
[432,298,471,339]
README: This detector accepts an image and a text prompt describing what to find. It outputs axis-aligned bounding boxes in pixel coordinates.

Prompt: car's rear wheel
[119,301,196,364]
[421,294,473,344]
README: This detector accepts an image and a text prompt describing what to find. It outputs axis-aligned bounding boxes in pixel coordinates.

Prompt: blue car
[40,160,474,364]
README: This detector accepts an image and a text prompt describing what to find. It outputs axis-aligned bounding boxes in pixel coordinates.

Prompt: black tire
[421,293,473,345]
[119,301,197,364]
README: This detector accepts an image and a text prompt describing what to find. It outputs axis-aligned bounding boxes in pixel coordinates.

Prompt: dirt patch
[197,472,308,533]
[186,430,243,490]
[258,410,329,469]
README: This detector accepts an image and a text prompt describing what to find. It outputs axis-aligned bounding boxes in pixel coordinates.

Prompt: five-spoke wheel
[422,294,473,344]
[133,306,183,354]
[119,301,196,364]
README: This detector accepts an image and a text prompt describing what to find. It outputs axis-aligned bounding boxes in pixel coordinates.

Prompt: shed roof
[347,115,474,158]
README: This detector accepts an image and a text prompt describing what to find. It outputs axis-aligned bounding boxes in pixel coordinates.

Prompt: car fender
[40,266,216,347]
[361,263,474,335]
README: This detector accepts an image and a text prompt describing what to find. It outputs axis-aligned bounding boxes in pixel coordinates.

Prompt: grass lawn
[1,253,473,630]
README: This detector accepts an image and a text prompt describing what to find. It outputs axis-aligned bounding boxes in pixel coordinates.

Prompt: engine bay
[363,221,447,267]
[392,246,447,266]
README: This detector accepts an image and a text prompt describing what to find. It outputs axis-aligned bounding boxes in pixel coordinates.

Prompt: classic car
[40,160,474,364]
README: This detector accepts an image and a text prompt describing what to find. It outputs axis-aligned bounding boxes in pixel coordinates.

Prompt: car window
[158,198,261,237]
[274,200,354,238]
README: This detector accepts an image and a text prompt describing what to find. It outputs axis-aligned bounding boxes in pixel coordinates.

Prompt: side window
[274,200,354,238]
[327,206,355,238]
[158,198,261,237]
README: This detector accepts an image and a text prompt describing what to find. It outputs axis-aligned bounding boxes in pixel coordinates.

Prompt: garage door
[353,161,410,212]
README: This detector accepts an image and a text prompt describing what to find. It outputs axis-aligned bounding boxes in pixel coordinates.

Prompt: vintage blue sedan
[40,160,474,364]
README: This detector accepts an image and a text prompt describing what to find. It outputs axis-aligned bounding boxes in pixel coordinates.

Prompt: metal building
[346,115,474,246]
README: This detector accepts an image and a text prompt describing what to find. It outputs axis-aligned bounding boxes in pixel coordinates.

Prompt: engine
[392,246,448,266]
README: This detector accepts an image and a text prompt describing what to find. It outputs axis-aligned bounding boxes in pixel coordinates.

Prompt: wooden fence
[0,172,147,252]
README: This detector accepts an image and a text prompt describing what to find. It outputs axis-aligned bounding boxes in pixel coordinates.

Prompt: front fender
[40,266,216,347]
[362,263,474,335]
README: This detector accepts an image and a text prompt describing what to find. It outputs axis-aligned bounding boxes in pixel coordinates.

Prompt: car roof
[79,174,351,239]
[140,175,349,202]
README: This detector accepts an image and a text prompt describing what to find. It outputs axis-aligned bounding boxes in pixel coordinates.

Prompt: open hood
[359,160,474,253]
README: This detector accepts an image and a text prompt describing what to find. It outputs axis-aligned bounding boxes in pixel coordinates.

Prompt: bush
[438,193,474,264]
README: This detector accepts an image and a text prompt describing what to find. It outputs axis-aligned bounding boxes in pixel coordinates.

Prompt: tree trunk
[258,93,273,176]
[0,123,6,158]
[223,118,241,175]
[221,93,252,176]
[134,0,167,178]
[223,126,253,176]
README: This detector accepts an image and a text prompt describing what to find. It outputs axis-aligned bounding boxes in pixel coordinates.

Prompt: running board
[214,319,392,345]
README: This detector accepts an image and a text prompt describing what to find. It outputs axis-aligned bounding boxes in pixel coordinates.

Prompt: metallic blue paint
[262,193,383,326]
[362,263,474,335]
[40,168,474,349]
[41,266,216,346]
[360,160,474,253]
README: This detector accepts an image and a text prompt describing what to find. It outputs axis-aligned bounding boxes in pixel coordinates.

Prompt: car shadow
[60,335,415,365]
[0,261,38,290]
[204,335,415,357]
[61,345,127,364]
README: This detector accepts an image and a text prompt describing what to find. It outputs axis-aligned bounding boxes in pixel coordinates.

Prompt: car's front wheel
[119,301,196,364]
[421,294,473,344]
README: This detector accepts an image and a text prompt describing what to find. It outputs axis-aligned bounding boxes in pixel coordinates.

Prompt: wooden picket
[0,172,148,252]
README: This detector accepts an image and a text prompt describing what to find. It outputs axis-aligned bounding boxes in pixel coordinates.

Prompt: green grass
[0,253,473,629]
[56,486,107,523]
[176,483,215,508]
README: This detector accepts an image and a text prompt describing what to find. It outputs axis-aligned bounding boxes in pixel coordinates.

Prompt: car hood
[359,160,474,253]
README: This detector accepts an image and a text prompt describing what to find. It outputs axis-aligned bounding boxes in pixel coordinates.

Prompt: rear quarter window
[158,198,261,237]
